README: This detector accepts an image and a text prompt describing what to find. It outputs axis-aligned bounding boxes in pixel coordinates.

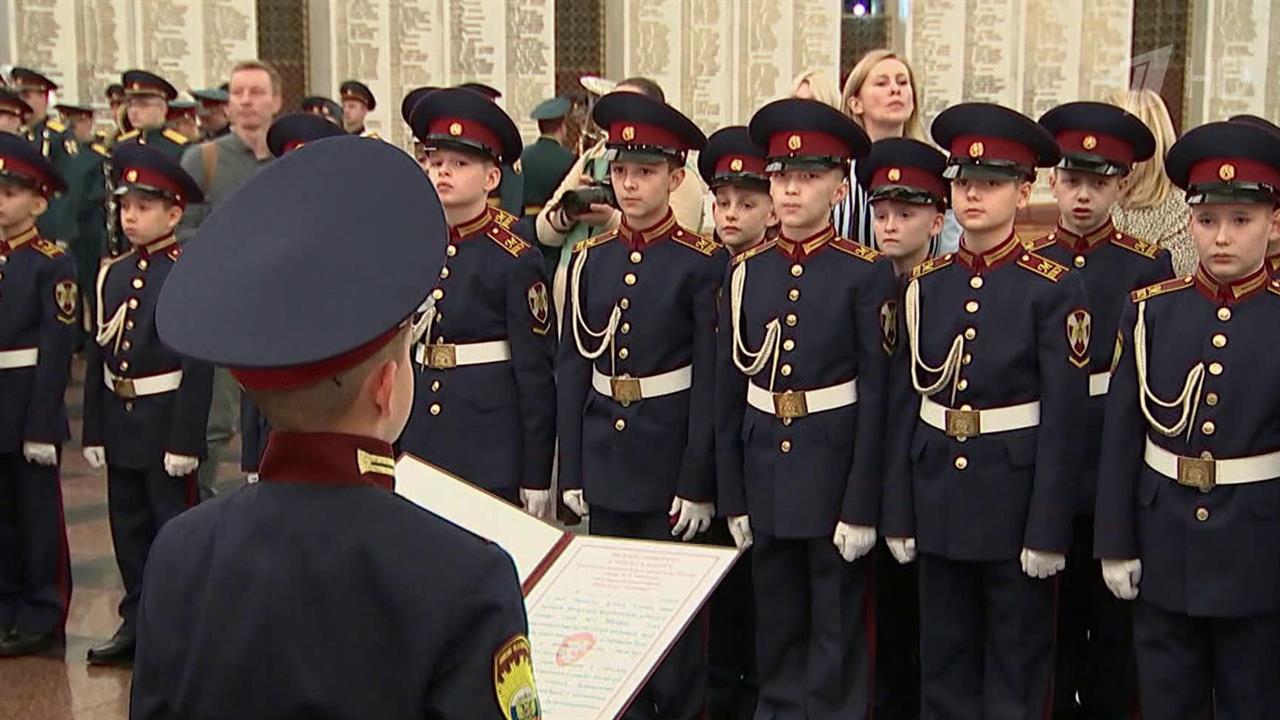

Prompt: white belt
[1144,438,1280,491]
[414,340,511,369]
[0,347,38,370]
[591,365,692,404]
[104,366,183,399]
[1090,372,1110,397]
[919,396,1041,437]
[747,379,858,419]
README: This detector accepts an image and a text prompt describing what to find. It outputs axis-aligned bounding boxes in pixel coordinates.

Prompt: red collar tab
[2,225,39,253]
[949,135,1037,170]
[1053,218,1116,253]
[451,206,493,240]
[618,209,677,249]
[231,324,403,392]
[1193,264,1270,305]
[777,224,835,261]
[138,233,177,258]
[956,229,1023,271]
[259,432,396,492]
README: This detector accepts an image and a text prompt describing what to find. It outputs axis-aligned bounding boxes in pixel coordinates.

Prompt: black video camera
[559,182,618,218]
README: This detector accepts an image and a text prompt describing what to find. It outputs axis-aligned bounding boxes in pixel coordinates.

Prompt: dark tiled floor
[0,360,244,719]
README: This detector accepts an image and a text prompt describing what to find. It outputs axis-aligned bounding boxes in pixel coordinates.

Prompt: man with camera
[535,77,708,326]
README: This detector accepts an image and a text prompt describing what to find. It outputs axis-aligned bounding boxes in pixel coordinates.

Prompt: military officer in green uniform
[54,102,111,345]
[114,70,189,161]
[11,68,80,248]
[520,96,577,273]
[165,99,199,145]
[0,89,31,136]
[191,88,230,141]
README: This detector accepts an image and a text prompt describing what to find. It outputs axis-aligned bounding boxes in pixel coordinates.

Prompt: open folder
[395,454,740,720]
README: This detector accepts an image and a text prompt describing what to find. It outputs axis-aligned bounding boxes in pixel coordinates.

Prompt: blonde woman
[835,50,959,254]
[789,68,841,109]
[1108,89,1195,275]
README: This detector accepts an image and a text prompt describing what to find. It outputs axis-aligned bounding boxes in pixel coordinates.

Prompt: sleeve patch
[494,634,541,720]
[55,280,78,324]
[879,299,898,355]
[1067,308,1091,368]
[527,281,551,335]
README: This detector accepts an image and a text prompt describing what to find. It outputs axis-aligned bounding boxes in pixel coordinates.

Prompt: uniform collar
[258,432,396,492]
[1193,264,1270,305]
[1,225,39,253]
[618,209,677,250]
[955,228,1022,272]
[1267,253,1280,276]
[776,224,834,262]
[137,233,177,258]
[1052,218,1116,254]
[450,206,493,240]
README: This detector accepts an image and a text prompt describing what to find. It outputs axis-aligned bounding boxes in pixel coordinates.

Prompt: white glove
[1101,558,1142,601]
[82,446,106,470]
[727,515,754,551]
[887,536,917,565]
[22,442,57,466]
[833,522,877,562]
[163,452,200,478]
[563,489,590,517]
[246,473,260,484]
[520,489,552,520]
[1020,548,1067,579]
[669,497,714,541]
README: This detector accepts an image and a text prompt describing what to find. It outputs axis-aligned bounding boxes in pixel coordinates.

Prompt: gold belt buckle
[773,390,809,419]
[610,375,643,406]
[427,344,457,369]
[1177,456,1216,493]
[114,378,137,400]
[945,409,981,438]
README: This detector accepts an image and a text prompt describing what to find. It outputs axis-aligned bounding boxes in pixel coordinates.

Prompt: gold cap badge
[125,169,138,182]
[787,134,803,152]
[1219,163,1236,181]
[448,122,463,137]
[968,141,985,158]
[621,125,635,142]
[1082,135,1098,150]
[887,167,901,182]
[729,158,743,172]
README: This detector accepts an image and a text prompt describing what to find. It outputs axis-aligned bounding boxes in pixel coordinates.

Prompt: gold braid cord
[729,260,781,386]
[904,278,965,405]
[570,244,621,374]
[1134,300,1204,440]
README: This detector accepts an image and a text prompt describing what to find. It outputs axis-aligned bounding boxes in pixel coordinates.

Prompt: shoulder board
[1015,251,1068,283]
[1111,232,1161,260]
[1131,276,1193,302]
[90,142,110,157]
[672,226,719,256]
[909,253,954,281]
[491,207,518,229]
[162,128,190,145]
[46,119,65,133]
[487,224,531,258]
[361,131,382,140]
[831,237,881,262]
[1021,234,1055,253]
[31,239,64,258]
[117,129,140,142]
[732,239,778,266]
[574,230,617,253]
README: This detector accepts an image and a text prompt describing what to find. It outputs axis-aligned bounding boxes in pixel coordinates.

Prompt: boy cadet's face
[0,181,46,232]
[610,159,682,224]
[1050,168,1122,236]
[425,148,500,210]
[769,167,847,234]
[119,191,181,246]
[872,199,943,260]
[950,176,1029,235]
[1190,202,1280,282]
[713,184,774,253]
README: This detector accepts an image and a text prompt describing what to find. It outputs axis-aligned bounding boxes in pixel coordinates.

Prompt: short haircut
[536,116,565,135]
[230,59,283,97]
[617,77,665,103]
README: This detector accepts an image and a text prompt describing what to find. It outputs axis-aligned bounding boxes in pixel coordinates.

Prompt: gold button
[120,361,130,371]
[615,419,626,431]
[957,379,969,391]
[789,288,800,301]
[954,456,968,470]
[128,298,139,309]
[962,353,972,365]
[970,276,984,289]
[1073,255,1086,268]
[780,364,792,376]
[960,404,973,411]
[630,251,642,264]
[782,339,795,351]
[440,267,450,279]
[121,340,131,351]
[965,300,979,313]
[620,322,631,334]
[780,440,792,453]
[624,273,637,286]
[137,259,148,270]
[781,418,792,426]
[432,288,444,300]
[430,380,441,392]
[1212,334,1226,348]
[1202,420,1215,435]
[785,314,798,327]
[1201,451,1214,460]
[429,403,441,416]
[620,298,630,310]
[446,245,457,257]
[790,264,803,277]
[1195,507,1209,522]
[964,327,976,341]
[619,348,630,360]
[1205,392,1219,406]
[1208,362,1223,376]
[125,320,134,330]
[1218,307,1231,321]
[124,402,134,412]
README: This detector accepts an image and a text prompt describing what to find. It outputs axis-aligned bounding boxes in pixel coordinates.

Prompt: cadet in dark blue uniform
[81,143,214,666]
[882,103,1089,720]
[458,83,526,217]
[716,99,892,719]
[1030,101,1173,720]
[131,135,538,720]
[399,87,557,514]
[0,133,75,657]
[559,91,718,720]
[1095,121,1280,720]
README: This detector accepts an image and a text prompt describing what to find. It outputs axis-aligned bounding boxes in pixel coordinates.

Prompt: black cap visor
[1058,153,1129,177]
[709,173,771,192]
[945,159,1033,181]
[868,185,946,207]
[609,144,685,164]
[1185,182,1280,206]
[765,155,846,173]
[422,136,498,162]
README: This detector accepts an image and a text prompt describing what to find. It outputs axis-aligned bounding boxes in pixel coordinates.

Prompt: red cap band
[120,166,188,206]
[282,140,307,154]
[608,121,685,151]
[714,154,767,176]
[231,325,402,392]
[0,154,56,197]
[949,135,1037,169]
[426,117,501,156]
[870,164,947,200]
[126,79,169,97]
[1054,130,1133,165]
[765,130,849,159]
[1188,157,1280,190]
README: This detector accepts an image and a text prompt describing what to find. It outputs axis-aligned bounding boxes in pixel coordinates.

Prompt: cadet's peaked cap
[111,142,204,206]
[10,67,57,92]
[122,70,177,101]
[339,80,376,110]
[1230,114,1280,138]
[530,96,571,121]
[932,102,1059,179]
[698,126,769,189]
[459,82,502,101]
[0,132,66,196]
[267,112,346,157]
[1166,121,1280,206]
[748,98,871,171]
[593,91,706,162]
[410,87,523,164]
[400,86,438,126]
[856,137,949,206]
[1038,101,1155,176]
[0,89,33,117]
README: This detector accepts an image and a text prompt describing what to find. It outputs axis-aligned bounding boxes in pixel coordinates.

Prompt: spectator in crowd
[788,69,841,109]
